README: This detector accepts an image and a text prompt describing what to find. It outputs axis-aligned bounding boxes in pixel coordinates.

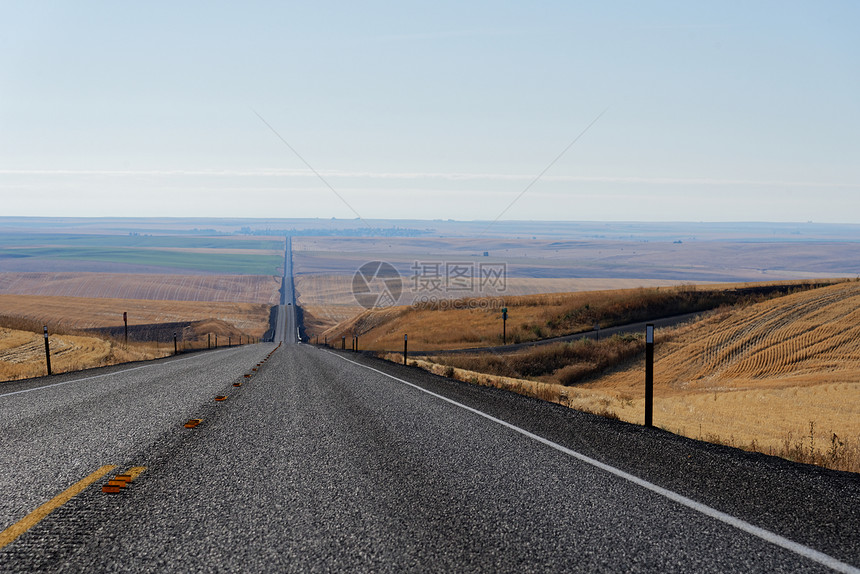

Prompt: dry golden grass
[580,281,860,470]
[322,280,835,351]
[0,326,169,381]
[0,294,272,336]
[380,281,860,472]
[0,316,259,382]
[295,274,690,336]
[0,294,273,382]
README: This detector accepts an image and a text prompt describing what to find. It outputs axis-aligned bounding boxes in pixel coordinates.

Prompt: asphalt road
[1,304,859,572]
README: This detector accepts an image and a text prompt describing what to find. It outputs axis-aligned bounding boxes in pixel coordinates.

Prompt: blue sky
[1,1,858,222]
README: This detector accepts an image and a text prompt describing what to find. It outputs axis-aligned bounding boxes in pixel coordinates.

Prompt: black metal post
[342,336,345,350]
[404,334,408,365]
[208,333,211,349]
[645,324,654,428]
[502,307,508,345]
[174,332,178,356]
[43,326,52,376]
[123,311,128,348]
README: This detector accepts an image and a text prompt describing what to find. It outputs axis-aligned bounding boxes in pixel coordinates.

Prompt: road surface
[1,257,858,571]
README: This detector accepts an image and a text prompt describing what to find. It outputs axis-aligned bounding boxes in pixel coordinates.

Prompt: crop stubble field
[372,283,860,471]
[587,282,860,464]
[0,272,281,304]
[0,295,275,380]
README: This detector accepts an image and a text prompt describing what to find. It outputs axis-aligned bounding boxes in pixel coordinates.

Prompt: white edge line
[323,348,859,574]
[0,345,263,399]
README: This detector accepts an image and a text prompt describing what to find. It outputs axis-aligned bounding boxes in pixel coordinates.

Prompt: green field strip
[0,233,284,251]
[0,247,282,275]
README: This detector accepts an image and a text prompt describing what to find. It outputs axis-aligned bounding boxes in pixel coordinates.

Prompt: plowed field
[583,281,860,468]
[0,272,280,304]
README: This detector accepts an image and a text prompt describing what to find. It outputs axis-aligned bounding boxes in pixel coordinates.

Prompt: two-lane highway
[273,236,298,344]
[1,307,858,572]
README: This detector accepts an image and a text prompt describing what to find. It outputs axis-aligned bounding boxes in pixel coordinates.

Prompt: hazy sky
[1,1,858,223]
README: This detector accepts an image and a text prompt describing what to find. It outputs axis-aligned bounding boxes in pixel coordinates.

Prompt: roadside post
[404,334,408,365]
[215,334,218,348]
[645,324,654,428]
[123,312,128,348]
[43,326,52,376]
[502,307,508,344]
[174,333,178,356]
[355,335,359,352]
[208,333,211,349]
[342,336,345,350]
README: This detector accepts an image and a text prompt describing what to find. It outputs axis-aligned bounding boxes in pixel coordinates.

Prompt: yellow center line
[124,466,147,481]
[0,464,117,551]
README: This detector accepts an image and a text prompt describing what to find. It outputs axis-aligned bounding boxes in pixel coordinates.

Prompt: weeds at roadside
[431,334,645,387]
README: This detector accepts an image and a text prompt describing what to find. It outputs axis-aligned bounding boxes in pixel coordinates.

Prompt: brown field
[0,294,273,382]
[392,282,860,472]
[297,275,694,337]
[0,315,256,382]
[292,236,860,282]
[0,272,281,304]
[318,280,833,351]
[0,294,272,335]
[0,326,162,381]
[292,234,858,338]
[585,282,860,460]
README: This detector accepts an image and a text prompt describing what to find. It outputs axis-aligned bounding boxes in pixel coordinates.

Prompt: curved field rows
[687,284,860,384]
[0,327,118,381]
[0,273,281,305]
[587,282,860,461]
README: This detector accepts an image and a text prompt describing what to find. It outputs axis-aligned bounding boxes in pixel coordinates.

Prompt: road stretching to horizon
[0,241,858,572]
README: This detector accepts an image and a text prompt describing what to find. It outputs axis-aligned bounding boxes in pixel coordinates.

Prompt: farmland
[291,232,860,336]
[0,222,285,380]
[0,295,272,336]
[0,229,285,275]
[388,282,860,471]
[0,273,281,304]
[0,295,273,381]
[318,280,836,351]
[587,281,860,451]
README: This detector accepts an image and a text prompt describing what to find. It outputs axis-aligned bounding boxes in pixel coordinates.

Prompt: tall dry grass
[0,294,273,337]
[0,313,261,383]
[432,335,644,385]
[324,280,840,352]
[378,282,860,473]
